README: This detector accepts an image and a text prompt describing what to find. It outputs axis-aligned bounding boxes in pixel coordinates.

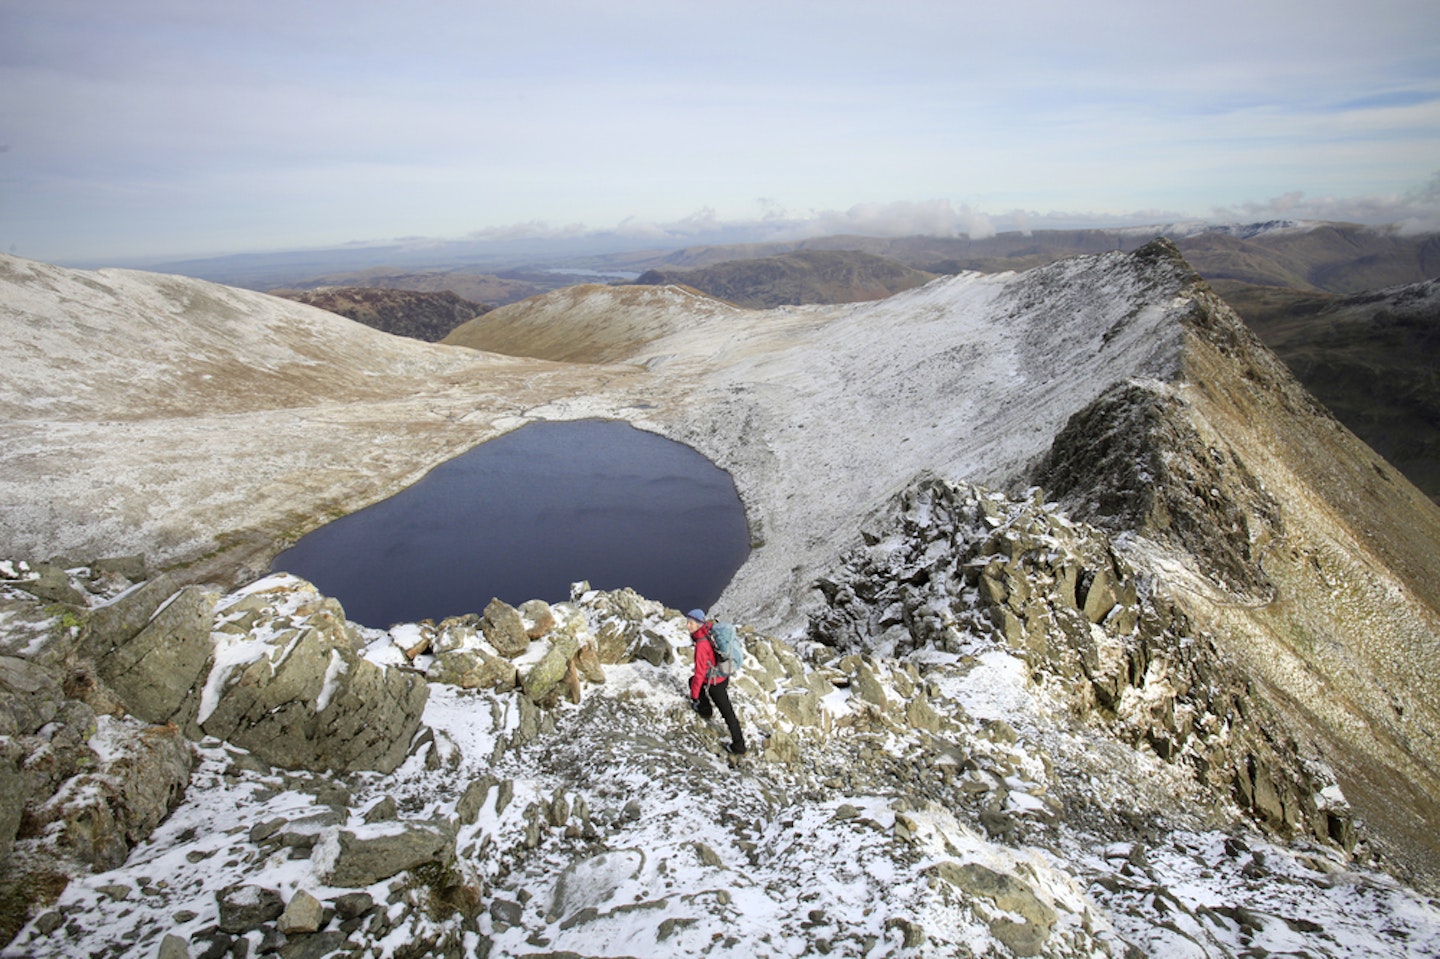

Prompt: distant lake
[272,419,750,629]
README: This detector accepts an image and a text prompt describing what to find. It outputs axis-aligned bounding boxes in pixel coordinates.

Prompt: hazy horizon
[4,0,1438,264]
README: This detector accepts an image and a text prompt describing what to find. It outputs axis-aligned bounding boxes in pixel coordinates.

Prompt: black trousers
[697,680,746,751]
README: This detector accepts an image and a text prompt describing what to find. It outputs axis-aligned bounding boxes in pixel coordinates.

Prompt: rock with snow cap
[216,883,284,934]
[200,576,428,774]
[521,630,580,706]
[89,584,216,731]
[277,889,325,935]
[481,597,530,658]
[315,823,454,888]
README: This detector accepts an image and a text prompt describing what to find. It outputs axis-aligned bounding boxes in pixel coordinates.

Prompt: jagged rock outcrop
[86,583,217,730]
[1033,382,1282,598]
[0,560,439,945]
[4,567,1438,958]
[202,576,429,774]
[1017,242,1440,887]
[810,478,1352,847]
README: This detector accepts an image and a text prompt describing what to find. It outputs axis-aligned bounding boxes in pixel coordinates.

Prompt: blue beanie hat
[687,609,707,621]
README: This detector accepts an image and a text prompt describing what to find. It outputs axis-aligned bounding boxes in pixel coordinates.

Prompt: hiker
[686,608,747,755]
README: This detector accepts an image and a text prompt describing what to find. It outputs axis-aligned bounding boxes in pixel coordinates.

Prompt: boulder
[0,655,64,737]
[28,719,194,871]
[547,849,645,923]
[10,563,85,606]
[277,889,325,935]
[584,588,662,662]
[519,599,556,638]
[16,699,97,803]
[1081,566,1121,624]
[925,861,1056,956]
[850,660,889,710]
[89,584,216,729]
[630,630,673,667]
[90,555,147,583]
[201,597,428,774]
[482,598,530,658]
[574,642,606,684]
[316,824,454,888]
[216,883,285,934]
[522,632,581,705]
[81,573,179,659]
[156,933,189,959]
[906,694,942,734]
[427,649,517,690]
[775,689,821,727]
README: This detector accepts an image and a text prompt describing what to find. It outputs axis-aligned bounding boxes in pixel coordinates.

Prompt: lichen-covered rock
[277,889,325,935]
[0,655,64,738]
[427,649,518,691]
[482,598,530,658]
[522,632,581,706]
[579,587,666,663]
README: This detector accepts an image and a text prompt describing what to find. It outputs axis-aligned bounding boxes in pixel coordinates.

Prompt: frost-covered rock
[481,597,530,657]
[89,584,216,730]
[810,478,1351,847]
[314,823,454,888]
[24,716,193,871]
[5,567,1439,959]
[201,575,428,774]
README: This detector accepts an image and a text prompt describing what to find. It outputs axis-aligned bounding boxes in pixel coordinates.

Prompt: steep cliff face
[1032,241,1440,887]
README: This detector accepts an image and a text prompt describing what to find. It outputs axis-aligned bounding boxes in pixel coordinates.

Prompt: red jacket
[690,622,724,699]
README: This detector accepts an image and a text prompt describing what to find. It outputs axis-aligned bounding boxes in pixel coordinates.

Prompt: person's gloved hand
[690,698,702,713]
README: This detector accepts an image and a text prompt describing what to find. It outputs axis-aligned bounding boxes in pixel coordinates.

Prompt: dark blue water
[272,419,750,629]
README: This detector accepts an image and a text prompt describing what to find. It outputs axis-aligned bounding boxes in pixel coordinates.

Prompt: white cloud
[1208,171,1440,232]
[796,200,996,241]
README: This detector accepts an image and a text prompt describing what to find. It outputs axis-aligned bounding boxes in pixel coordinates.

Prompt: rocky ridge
[4,242,1440,955]
[5,485,1439,958]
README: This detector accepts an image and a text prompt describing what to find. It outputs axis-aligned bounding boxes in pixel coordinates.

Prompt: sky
[2,0,1439,264]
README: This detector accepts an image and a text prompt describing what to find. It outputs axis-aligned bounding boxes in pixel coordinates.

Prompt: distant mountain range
[155,221,1440,502]
[631,249,937,308]
[613,220,1440,294]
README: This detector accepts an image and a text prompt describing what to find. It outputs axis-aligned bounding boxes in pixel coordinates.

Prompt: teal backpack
[708,621,744,680]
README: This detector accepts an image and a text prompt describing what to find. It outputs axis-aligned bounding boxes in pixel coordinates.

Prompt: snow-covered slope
[0,254,643,579]
[4,240,1440,925]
